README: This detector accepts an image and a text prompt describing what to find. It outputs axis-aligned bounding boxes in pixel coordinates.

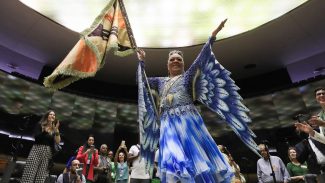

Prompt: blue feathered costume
[137,37,259,183]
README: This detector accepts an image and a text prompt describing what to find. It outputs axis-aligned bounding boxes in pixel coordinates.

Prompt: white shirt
[129,144,150,179]
[311,129,325,144]
[310,122,325,144]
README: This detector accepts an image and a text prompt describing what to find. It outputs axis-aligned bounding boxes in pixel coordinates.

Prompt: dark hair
[314,87,325,95]
[82,134,95,153]
[87,134,95,139]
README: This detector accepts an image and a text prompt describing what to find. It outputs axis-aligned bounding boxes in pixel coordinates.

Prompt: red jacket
[76,146,99,181]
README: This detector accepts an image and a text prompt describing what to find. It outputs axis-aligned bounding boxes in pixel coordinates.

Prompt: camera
[294,113,311,123]
[76,168,83,175]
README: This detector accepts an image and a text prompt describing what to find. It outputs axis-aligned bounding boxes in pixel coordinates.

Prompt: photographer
[94,144,112,183]
[57,159,86,183]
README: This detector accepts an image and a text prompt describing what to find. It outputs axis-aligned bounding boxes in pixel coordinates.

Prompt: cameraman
[57,159,86,183]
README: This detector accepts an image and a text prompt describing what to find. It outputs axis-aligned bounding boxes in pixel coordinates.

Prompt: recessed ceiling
[20,0,307,47]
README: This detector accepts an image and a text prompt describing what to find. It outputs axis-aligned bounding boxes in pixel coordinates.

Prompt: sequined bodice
[159,75,192,111]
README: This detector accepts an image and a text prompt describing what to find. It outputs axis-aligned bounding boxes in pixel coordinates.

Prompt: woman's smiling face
[168,54,184,77]
[47,111,56,122]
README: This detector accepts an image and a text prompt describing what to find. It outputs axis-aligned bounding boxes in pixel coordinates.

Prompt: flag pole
[118,0,160,119]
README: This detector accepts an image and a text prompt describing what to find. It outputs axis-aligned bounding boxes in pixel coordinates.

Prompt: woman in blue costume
[136,19,259,183]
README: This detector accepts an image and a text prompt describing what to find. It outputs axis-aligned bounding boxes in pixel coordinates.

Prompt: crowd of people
[255,87,325,183]
[17,86,325,183]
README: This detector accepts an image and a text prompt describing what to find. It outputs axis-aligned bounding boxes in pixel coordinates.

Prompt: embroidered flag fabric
[44,0,133,89]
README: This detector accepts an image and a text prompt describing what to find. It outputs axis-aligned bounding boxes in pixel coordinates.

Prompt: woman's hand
[137,49,146,61]
[211,19,227,37]
[54,120,60,132]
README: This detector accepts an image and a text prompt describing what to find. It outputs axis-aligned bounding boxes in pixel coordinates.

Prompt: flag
[43,0,134,89]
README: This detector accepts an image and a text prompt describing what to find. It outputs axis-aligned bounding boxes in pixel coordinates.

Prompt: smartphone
[90,145,95,149]
[120,140,125,147]
[295,114,311,123]
[79,163,84,169]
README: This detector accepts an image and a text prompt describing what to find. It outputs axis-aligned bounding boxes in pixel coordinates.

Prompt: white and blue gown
[137,37,259,183]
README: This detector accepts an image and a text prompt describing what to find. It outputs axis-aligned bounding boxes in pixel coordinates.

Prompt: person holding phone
[21,110,61,183]
[77,134,99,182]
[114,141,129,183]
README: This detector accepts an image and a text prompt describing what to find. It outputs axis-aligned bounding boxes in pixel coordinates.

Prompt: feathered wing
[137,61,160,173]
[189,37,260,156]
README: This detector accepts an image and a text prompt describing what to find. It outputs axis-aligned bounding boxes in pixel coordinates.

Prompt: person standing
[94,144,112,183]
[114,145,129,183]
[128,144,150,183]
[107,150,115,182]
[218,145,246,183]
[77,135,99,183]
[295,87,325,144]
[21,110,61,183]
[294,87,325,179]
[257,144,290,183]
[136,19,258,182]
